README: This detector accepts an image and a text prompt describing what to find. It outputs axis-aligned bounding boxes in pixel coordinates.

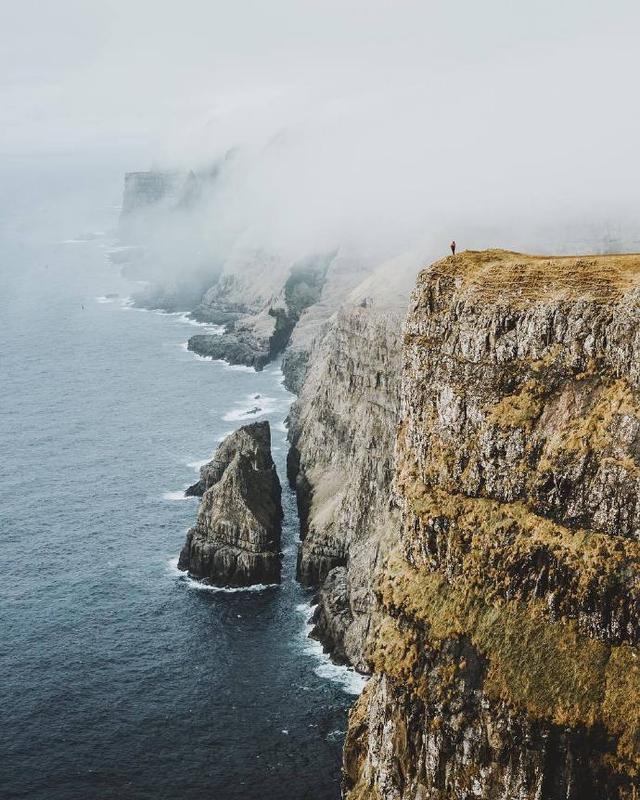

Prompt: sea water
[0,159,364,800]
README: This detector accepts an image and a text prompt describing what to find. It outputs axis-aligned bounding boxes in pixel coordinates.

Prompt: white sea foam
[167,556,182,575]
[167,557,278,593]
[222,393,279,422]
[176,314,224,332]
[296,602,368,696]
[274,420,288,433]
[126,308,222,332]
[188,350,214,362]
[268,366,286,383]
[162,490,195,501]
[224,363,255,372]
[96,295,116,304]
[186,579,278,594]
[186,457,211,471]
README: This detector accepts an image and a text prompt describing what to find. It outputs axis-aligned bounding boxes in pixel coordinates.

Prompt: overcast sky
[2,1,639,250]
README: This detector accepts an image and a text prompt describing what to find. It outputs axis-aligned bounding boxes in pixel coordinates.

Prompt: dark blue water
[0,162,363,800]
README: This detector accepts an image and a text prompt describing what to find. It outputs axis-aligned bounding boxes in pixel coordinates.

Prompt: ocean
[0,158,364,800]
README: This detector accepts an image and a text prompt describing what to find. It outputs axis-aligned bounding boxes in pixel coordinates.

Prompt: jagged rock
[189,251,334,369]
[309,567,352,665]
[178,421,283,586]
[185,422,275,497]
[344,250,640,800]
[188,331,272,370]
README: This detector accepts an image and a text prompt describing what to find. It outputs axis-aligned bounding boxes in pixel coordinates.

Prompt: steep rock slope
[281,250,380,393]
[344,250,640,800]
[287,254,418,669]
[178,421,283,586]
[188,251,334,369]
[288,305,402,669]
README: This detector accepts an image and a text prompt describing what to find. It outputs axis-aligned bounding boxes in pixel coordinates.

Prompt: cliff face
[286,253,419,669]
[288,304,403,669]
[344,251,640,799]
[178,421,283,586]
[120,171,187,218]
[281,250,381,394]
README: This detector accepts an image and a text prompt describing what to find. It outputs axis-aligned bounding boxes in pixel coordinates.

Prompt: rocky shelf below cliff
[187,330,272,370]
[178,421,283,586]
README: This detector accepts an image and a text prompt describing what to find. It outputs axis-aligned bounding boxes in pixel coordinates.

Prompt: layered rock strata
[178,421,283,586]
[344,250,640,800]
[285,253,418,669]
[287,303,406,670]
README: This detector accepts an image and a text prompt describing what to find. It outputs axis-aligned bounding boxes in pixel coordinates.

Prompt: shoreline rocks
[178,421,283,586]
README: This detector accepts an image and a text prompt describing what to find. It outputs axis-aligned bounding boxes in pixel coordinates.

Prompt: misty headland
[2,3,640,799]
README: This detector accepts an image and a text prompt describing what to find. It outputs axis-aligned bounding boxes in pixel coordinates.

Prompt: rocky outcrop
[188,322,274,370]
[178,421,283,586]
[188,252,333,369]
[344,250,640,800]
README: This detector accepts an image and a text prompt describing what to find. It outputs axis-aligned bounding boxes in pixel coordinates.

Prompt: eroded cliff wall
[286,254,418,670]
[287,304,403,669]
[344,250,640,800]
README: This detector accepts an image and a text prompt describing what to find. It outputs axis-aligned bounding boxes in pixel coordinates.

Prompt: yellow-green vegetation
[485,378,546,430]
[368,616,423,696]
[422,249,640,305]
[397,477,640,617]
[538,378,640,465]
[343,681,384,800]
[375,549,640,774]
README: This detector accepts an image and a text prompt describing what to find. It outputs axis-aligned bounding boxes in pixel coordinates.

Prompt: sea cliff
[343,250,640,800]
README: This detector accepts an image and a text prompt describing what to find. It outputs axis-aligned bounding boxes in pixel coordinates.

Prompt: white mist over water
[3,2,640,296]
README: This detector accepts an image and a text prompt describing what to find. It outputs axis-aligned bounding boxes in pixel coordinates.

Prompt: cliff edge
[344,250,640,800]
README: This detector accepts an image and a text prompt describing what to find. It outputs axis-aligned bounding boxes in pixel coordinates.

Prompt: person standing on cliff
[450,240,456,256]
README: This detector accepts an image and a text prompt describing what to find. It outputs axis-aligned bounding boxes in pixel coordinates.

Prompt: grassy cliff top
[423,249,640,303]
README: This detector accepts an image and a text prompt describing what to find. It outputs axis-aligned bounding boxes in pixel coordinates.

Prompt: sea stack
[178,421,283,586]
